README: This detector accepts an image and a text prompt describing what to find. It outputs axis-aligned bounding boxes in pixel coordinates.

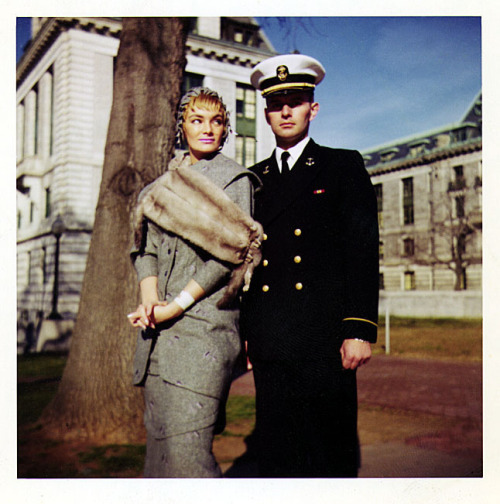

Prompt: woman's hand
[127,301,167,329]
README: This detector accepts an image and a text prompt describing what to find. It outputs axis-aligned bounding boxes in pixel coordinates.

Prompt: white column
[17,103,25,162]
[24,89,37,157]
[38,71,53,159]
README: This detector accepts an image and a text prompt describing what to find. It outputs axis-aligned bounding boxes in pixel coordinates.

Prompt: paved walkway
[227,355,482,478]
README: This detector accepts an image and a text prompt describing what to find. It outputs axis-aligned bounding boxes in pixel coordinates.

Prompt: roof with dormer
[362,91,482,174]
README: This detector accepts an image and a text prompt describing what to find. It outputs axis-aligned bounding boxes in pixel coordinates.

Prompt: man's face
[265,92,319,149]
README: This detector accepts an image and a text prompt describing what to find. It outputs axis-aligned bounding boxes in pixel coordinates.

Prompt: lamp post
[48,214,65,320]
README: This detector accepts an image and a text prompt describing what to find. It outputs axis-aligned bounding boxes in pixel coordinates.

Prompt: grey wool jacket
[131,152,260,399]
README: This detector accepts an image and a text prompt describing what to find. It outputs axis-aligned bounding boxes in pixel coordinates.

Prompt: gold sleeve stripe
[342,317,378,328]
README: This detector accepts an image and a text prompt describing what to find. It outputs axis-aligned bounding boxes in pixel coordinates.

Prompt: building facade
[16,17,276,339]
[363,92,482,301]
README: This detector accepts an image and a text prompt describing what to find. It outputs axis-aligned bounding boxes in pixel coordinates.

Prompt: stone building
[363,92,482,317]
[16,17,276,346]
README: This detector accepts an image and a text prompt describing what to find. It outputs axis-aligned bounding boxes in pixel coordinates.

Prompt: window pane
[235,136,244,166]
[245,102,256,120]
[245,137,256,167]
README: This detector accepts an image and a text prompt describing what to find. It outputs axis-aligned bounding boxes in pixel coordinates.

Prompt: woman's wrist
[152,302,183,324]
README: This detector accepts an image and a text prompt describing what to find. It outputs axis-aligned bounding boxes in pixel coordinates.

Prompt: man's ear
[309,102,320,122]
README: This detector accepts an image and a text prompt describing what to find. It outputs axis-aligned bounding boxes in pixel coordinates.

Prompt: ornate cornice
[186,34,275,68]
[16,18,122,87]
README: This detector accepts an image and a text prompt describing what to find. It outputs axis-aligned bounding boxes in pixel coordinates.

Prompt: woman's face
[183,106,225,163]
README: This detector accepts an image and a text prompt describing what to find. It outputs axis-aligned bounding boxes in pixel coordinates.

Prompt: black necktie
[281,151,290,177]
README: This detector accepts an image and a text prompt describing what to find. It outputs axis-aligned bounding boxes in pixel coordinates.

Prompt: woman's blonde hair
[176,87,231,147]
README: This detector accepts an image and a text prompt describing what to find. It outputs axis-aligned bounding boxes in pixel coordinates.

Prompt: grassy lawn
[373,317,482,361]
[17,317,482,477]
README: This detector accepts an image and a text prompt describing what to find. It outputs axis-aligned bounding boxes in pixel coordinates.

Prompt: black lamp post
[48,214,65,320]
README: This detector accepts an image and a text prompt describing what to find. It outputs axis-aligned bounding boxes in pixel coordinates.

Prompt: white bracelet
[174,290,195,311]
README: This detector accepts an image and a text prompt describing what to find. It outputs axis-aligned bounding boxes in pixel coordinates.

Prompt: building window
[448,165,466,192]
[409,144,424,157]
[221,18,262,48]
[30,202,35,223]
[403,237,415,257]
[402,177,414,225]
[455,195,465,218]
[45,188,51,218]
[379,241,384,261]
[234,29,243,43]
[380,148,398,163]
[374,183,383,228]
[235,84,256,168]
[451,127,468,144]
[17,211,22,230]
[42,246,48,284]
[181,72,204,97]
[235,135,256,168]
[236,85,256,121]
[408,139,430,158]
[404,271,416,291]
[379,273,385,290]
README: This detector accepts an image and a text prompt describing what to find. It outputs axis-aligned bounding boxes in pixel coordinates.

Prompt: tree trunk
[39,18,190,444]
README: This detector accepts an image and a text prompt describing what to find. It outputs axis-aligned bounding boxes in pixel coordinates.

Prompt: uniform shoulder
[249,155,274,175]
[313,143,362,159]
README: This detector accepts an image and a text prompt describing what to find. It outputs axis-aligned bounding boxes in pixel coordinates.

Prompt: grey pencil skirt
[142,372,222,478]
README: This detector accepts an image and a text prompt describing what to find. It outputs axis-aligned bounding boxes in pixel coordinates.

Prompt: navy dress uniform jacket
[241,139,379,364]
[240,139,379,477]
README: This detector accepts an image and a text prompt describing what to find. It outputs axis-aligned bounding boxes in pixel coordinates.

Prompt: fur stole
[134,153,263,307]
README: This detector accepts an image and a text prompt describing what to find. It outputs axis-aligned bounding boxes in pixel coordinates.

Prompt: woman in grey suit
[127,88,262,477]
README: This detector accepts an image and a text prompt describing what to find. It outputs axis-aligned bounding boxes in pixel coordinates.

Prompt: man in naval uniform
[240,54,379,478]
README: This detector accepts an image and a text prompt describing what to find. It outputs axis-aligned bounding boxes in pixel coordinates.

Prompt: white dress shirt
[275,136,311,173]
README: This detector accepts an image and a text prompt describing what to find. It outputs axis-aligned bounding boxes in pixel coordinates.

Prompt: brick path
[230,356,482,419]
[227,355,483,478]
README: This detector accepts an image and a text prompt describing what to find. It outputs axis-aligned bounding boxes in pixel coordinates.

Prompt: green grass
[225,395,256,424]
[77,444,146,477]
[17,353,68,426]
[373,318,482,361]
[17,353,67,380]
[18,380,60,426]
[379,317,482,329]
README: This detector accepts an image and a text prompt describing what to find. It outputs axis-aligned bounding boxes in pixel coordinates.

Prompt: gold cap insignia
[276,65,289,82]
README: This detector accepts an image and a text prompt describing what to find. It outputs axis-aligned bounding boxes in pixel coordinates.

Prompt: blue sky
[16,16,481,151]
[257,17,481,151]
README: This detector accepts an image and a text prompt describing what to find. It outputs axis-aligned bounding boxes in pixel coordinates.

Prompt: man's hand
[340,339,372,370]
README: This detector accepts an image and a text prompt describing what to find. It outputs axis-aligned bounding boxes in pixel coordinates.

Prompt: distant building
[16,17,276,334]
[363,92,482,300]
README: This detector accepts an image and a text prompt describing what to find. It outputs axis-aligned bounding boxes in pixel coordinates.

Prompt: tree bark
[39,18,190,443]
